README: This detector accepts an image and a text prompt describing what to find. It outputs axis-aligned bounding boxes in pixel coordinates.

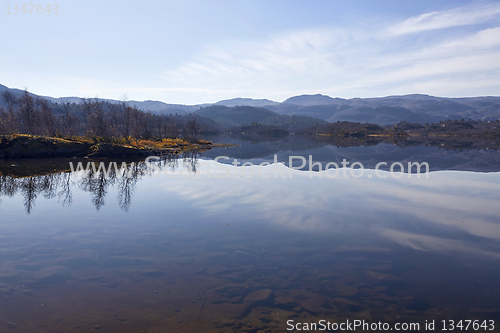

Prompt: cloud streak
[386,2,500,35]
[157,162,500,260]
[162,2,500,101]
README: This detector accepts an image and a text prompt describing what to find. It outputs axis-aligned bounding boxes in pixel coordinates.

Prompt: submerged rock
[234,251,261,265]
[244,289,273,303]
[34,266,72,284]
[335,285,359,297]
[274,296,296,305]
[365,271,401,283]
[137,268,165,277]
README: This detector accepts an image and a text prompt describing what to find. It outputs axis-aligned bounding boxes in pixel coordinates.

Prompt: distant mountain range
[1,84,499,126]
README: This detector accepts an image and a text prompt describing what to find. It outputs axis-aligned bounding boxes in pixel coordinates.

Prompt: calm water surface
[0,145,500,332]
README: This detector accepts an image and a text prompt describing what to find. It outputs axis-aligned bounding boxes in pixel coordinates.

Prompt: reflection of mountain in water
[203,135,500,172]
[3,137,500,214]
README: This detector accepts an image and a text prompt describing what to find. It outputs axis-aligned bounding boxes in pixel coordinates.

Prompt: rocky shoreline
[0,134,235,159]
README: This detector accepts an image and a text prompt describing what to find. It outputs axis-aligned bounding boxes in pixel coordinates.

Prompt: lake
[1,139,499,332]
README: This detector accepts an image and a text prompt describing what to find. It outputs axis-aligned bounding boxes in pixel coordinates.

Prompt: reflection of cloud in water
[382,230,500,260]
[160,162,500,257]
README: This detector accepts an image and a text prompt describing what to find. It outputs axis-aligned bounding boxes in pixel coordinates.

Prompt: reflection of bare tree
[116,163,142,212]
[80,168,116,211]
[0,152,199,214]
[182,150,200,173]
[20,177,38,214]
[58,173,74,206]
[1,175,18,196]
[40,174,59,199]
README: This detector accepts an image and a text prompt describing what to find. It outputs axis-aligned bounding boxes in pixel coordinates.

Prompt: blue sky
[1,0,499,104]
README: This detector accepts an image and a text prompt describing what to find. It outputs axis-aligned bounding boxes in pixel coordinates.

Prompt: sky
[1,0,499,104]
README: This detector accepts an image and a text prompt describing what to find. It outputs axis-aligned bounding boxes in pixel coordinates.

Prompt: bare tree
[61,102,79,136]
[1,91,18,134]
[0,107,16,135]
[2,91,17,112]
[166,117,178,138]
[36,97,56,136]
[92,99,107,138]
[183,118,200,141]
[18,89,38,134]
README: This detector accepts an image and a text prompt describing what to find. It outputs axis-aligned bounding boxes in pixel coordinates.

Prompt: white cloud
[382,230,500,259]
[160,2,500,101]
[164,28,347,86]
[386,2,500,35]
[156,161,500,259]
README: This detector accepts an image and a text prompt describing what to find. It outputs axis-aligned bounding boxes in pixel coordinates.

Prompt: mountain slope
[215,97,279,107]
[268,94,500,125]
[1,84,499,125]
[283,94,343,106]
[195,105,279,127]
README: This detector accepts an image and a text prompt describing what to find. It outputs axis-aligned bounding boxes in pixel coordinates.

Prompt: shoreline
[0,134,237,160]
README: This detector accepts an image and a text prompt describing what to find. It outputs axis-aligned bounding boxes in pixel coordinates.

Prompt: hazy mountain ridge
[215,97,279,107]
[1,84,499,126]
[266,94,500,125]
[195,105,328,130]
[196,105,279,127]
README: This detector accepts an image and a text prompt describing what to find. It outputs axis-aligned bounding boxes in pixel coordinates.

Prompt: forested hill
[265,94,500,125]
[195,105,328,131]
[196,105,278,127]
[0,88,220,140]
[1,84,499,126]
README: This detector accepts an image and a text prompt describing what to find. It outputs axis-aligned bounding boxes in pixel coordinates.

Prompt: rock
[234,251,261,265]
[221,319,236,326]
[15,262,43,271]
[170,257,194,265]
[244,289,273,303]
[56,249,99,269]
[205,253,229,265]
[404,298,430,311]
[100,281,117,288]
[137,268,165,277]
[99,257,154,269]
[333,246,392,254]
[334,298,360,306]
[358,288,378,296]
[0,272,21,283]
[274,296,296,305]
[366,264,392,271]
[20,289,34,295]
[375,293,400,302]
[335,285,358,297]
[295,298,324,313]
[34,266,71,284]
[365,271,401,283]
[470,308,500,313]
[6,322,18,328]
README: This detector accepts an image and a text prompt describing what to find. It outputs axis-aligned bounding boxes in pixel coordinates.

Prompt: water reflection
[205,135,500,172]
[0,151,201,213]
[0,147,500,332]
